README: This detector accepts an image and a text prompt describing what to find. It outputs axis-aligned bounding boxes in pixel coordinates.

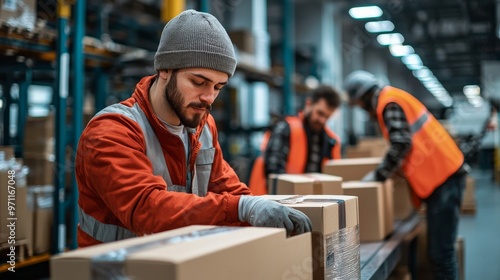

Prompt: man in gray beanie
[75,9,311,247]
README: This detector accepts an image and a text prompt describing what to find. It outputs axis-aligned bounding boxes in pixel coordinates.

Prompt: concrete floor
[458,169,500,280]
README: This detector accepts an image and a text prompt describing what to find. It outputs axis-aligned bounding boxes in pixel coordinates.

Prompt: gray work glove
[238,196,312,236]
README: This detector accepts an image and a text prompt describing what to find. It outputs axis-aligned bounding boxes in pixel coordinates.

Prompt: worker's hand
[238,196,312,236]
[361,170,376,182]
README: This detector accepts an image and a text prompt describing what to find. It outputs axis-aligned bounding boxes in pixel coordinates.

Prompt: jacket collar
[132,75,208,138]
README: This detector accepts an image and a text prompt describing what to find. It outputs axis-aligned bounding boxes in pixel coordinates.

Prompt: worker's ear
[158,70,171,81]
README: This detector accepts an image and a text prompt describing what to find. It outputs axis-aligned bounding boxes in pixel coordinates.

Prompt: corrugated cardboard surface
[383,180,395,235]
[463,175,476,206]
[304,173,343,195]
[0,146,14,159]
[51,225,312,280]
[28,186,53,254]
[392,176,414,220]
[342,181,386,242]
[268,173,343,195]
[0,172,33,255]
[261,195,359,280]
[322,157,382,181]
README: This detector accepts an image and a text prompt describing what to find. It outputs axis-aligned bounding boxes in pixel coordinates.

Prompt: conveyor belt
[360,213,421,280]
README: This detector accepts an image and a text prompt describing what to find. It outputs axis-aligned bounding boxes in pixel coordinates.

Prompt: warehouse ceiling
[342,0,500,97]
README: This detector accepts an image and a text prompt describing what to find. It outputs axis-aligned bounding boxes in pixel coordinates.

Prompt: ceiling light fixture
[413,68,432,79]
[389,45,415,57]
[463,85,480,97]
[365,20,395,33]
[376,33,404,46]
[401,54,423,66]
[349,6,383,19]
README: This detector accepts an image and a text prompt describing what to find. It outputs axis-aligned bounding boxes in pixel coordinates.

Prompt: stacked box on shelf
[51,225,312,280]
[462,175,476,214]
[0,146,15,159]
[262,194,360,280]
[0,0,36,30]
[27,185,54,254]
[23,115,55,186]
[0,164,33,257]
[267,173,343,195]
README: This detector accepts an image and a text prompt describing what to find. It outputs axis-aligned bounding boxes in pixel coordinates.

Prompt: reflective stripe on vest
[79,103,215,243]
[409,111,430,135]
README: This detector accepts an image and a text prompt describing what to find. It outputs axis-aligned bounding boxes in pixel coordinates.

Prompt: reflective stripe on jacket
[248,115,341,195]
[76,75,250,247]
[376,86,464,200]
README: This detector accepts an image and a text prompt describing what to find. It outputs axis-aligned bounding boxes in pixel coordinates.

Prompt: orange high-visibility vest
[376,86,464,204]
[248,116,341,195]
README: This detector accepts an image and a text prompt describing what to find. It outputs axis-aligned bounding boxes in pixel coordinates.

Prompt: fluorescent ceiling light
[431,90,447,97]
[401,54,423,66]
[365,20,395,33]
[413,68,432,79]
[349,6,383,19]
[389,45,415,57]
[463,85,480,97]
[376,33,404,46]
[440,98,453,107]
[468,96,483,107]
[418,75,436,82]
[406,64,423,70]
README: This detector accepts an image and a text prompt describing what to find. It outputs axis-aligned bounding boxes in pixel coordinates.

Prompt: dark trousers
[424,173,466,280]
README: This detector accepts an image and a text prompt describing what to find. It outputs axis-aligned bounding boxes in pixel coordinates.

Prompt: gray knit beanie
[154,9,237,77]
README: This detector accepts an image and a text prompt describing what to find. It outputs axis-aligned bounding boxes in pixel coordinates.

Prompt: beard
[305,112,324,133]
[164,72,211,128]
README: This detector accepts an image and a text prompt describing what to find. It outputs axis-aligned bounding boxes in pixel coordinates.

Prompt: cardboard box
[383,180,395,235]
[392,175,414,220]
[0,145,15,159]
[51,225,312,280]
[0,170,33,256]
[27,185,53,254]
[267,173,343,195]
[24,115,54,148]
[229,29,255,54]
[262,194,360,280]
[345,147,373,159]
[462,175,476,209]
[322,157,382,181]
[0,0,36,30]
[23,154,54,186]
[357,137,389,157]
[342,181,393,241]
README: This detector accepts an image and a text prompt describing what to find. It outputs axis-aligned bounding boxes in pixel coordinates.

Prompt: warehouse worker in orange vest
[344,70,467,280]
[75,10,311,247]
[248,86,342,195]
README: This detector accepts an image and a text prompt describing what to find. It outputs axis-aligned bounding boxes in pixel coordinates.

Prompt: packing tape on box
[277,196,361,280]
[90,227,242,279]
